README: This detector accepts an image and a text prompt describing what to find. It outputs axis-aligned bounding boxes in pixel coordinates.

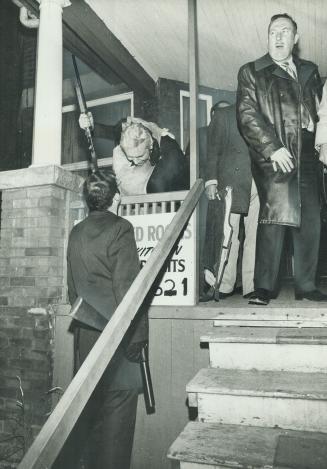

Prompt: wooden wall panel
[53,308,215,469]
[131,315,213,469]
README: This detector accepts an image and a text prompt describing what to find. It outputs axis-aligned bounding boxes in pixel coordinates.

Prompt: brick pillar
[0,165,83,467]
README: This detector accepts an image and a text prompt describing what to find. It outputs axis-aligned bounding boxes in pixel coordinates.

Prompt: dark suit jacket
[206,104,252,214]
[67,210,146,390]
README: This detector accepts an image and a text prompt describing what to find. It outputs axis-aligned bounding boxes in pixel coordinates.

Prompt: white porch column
[31,0,71,167]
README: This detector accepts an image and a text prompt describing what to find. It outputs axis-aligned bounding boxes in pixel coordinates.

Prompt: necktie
[282,62,297,81]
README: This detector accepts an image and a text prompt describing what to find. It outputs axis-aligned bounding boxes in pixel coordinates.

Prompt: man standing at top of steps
[204,101,259,299]
[237,13,327,305]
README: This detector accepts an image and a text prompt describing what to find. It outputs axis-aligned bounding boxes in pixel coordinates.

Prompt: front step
[213,307,327,327]
[187,368,327,432]
[168,421,327,469]
[201,327,327,372]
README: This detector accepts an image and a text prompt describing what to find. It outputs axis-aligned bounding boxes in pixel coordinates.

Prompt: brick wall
[0,307,53,468]
[0,185,67,308]
[0,177,78,468]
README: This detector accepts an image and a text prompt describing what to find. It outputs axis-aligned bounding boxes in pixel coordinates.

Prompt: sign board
[125,212,195,305]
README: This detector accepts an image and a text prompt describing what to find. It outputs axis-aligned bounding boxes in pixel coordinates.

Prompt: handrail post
[188,0,200,303]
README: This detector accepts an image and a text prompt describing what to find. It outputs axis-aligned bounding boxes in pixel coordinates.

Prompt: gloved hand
[78,112,94,131]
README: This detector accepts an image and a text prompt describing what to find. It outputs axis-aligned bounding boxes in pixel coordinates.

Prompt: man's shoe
[248,289,270,306]
[243,291,254,299]
[219,291,234,300]
[295,290,327,301]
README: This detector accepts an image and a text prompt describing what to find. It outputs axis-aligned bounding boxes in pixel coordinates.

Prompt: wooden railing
[119,190,187,216]
[17,179,203,469]
[69,190,188,224]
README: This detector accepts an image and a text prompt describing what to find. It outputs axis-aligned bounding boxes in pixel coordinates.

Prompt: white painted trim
[62,91,134,113]
[62,157,113,172]
[179,90,212,149]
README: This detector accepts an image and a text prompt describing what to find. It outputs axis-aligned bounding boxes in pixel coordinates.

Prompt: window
[179,90,212,151]
[61,92,134,171]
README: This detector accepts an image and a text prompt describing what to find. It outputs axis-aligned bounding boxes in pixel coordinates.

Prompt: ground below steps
[168,421,327,468]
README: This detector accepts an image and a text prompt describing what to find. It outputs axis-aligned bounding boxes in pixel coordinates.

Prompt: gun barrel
[72,54,98,173]
[140,346,155,413]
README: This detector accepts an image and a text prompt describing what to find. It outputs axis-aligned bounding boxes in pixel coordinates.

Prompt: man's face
[268,17,299,62]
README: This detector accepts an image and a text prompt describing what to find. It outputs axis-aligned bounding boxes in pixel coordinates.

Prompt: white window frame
[62,91,134,171]
[179,90,212,150]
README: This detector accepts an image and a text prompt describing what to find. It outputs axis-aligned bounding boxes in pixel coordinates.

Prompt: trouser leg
[254,223,286,292]
[242,180,260,296]
[292,163,321,293]
[85,388,138,469]
[219,213,240,294]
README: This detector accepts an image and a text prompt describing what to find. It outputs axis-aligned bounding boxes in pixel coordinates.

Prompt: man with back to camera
[237,13,327,305]
[65,170,148,469]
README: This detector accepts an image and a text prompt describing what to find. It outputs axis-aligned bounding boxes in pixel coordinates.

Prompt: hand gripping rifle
[72,55,98,173]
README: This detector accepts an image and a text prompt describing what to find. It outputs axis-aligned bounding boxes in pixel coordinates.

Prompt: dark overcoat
[147,136,189,193]
[237,53,322,226]
[67,210,145,391]
[206,104,252,214]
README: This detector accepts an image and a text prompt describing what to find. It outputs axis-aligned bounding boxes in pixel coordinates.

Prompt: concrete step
[201,327,327,372]
[187,368,327,432]
[168,421,327,469]
[212,306,327,327]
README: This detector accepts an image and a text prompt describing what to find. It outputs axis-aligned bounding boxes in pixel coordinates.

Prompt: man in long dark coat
[237,13,326,305]
[204,101,259,298]
[66,170,147,469]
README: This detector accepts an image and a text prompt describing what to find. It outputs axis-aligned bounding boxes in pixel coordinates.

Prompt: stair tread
[201,327,327,345]
[213,308,327,327]
[168,421,327,468]
[187,368,327,400]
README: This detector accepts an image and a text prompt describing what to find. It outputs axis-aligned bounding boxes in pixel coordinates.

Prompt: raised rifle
[72,55,98,173]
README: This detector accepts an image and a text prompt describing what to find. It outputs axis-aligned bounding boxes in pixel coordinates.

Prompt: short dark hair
[210,100,231,119]
[83,170,118,211]
[269,13,297,34]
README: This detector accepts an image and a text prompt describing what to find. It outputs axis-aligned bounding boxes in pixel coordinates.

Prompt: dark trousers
[54,385,138,469]
[54,326,139,469]
[81,386,138,469]
[254,131,321,293]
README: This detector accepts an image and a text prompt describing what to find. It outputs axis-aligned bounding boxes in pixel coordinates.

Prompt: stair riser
[209,343,327,373]
[194,393,327,433]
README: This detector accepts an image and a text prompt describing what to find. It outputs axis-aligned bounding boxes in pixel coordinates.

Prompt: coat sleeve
[107,219,140,305]
[236,64,283,161]
[66,237,78,305]
[205,109,227,184]
[108,219,148,348]
[316,81,327,147]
